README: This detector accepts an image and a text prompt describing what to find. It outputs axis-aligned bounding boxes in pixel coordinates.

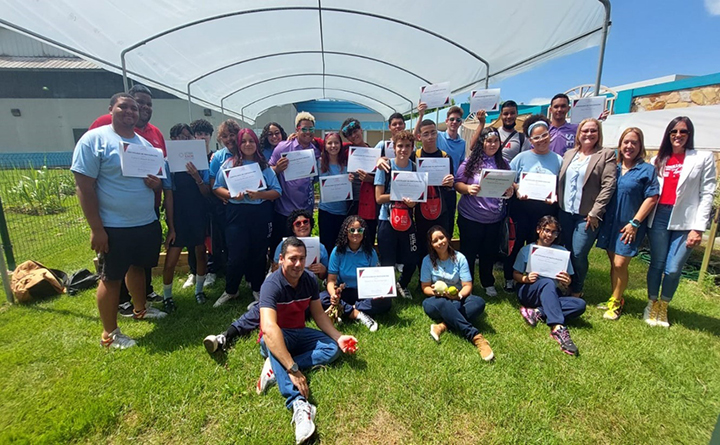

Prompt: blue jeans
[647,204,692,301]
[559,210,601,294]
[517,277,586,326]
[422,295,486,341]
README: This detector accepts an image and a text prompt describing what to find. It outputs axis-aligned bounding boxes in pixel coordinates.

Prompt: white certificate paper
[222,163,267,197]
[417,157,450,186]
[527,245,571,279]
[119,143,166,178]
[319,174,353,203]
[571,96,606,123]
[347,146,381,173]
[283,236,320,267]
[165,139,209,173]
[517,172,557,202]
[357,266,397,299]
[390,171,428,202]
[420,82,451,109]
[281,149,317,181]
[470,88,501,113]
[477,169,516,198]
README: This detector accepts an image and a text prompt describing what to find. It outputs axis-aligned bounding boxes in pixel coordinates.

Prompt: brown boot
[472,334,494,361]
[430,322,447,342]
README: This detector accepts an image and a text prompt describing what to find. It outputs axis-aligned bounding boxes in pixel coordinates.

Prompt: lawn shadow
[668,307,720,337]
[472,312,497,335]
[24,304,101,323]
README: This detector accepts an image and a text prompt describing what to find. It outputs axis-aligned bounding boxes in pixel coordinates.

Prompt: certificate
[346,146,381,173]
[119,143,166,178]
[281,149,317,181]
[517,172,556,202]
[477,169,516,198]
[390,171,428,202]
[357,266,397,299]
[526,245,571,279]
[222,163,267,197]
[283,236,320,267]
[420,82,451,109]
[571,96,606,123]
[319,174,353,203]
[470,88,501,113]
[165,139,209,173]
[417,157,450,186]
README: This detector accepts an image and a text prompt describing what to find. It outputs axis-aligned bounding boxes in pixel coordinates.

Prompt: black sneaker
[118,302,135,318]
[195,292,207,304]
[163,297,177,313]
[550,325,578,356]
[147,291,163,302]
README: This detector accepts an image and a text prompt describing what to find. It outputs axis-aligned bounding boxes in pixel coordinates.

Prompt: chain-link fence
[0,162,90,272]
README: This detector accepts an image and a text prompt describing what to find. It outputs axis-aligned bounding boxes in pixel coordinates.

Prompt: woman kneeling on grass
[513,215,586,356]
[420,225,494,361]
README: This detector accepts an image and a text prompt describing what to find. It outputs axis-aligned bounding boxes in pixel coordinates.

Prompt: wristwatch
[287,362,299,374]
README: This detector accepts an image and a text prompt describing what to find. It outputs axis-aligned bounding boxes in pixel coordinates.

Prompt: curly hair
[391,129,415,145]
[286,209,314,234]
[426,225,457,269]
[522,114,550,137]
[216,119,241,144]
[320,132,346,173]
[259,122,287,156]
[190,119,213,136]
[233,128,268,170]
[464,127,508,178]
[335,215,374,258]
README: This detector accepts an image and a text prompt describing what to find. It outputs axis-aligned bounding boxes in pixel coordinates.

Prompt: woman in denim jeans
[646,116,716,327]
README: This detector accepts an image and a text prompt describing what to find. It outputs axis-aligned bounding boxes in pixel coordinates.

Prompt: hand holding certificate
[470,88,501,113]
[319,175,353,203]
[420,82,451,109]
[222,163,267,197]
[477,169,516,198]
[357,267,397,299]
[417,158,450,186]
[517,172,557,202]
[281,149,317,181]
[119,143,166,178]
[526,245,571,279]
[390,171,428,202]
[571,96,606,123]
[347,147,381,173]
[165,140,209,173]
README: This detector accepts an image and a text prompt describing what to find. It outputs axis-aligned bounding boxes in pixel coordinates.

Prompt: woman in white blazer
[646,116,716,327]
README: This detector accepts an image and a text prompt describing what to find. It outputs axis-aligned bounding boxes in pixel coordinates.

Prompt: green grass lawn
[1,248,719,444]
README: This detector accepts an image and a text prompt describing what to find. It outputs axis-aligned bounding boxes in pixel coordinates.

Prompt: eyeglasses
[293,219,310,228]
[348,227,365,234]
[542,228,560,236]
[669,129,689,135]
[530,132,550,142]
[421,130,438,138]
[447,117,463,123]
[299,127,315,134]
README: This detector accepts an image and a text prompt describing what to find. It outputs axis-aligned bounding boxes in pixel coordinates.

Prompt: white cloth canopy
[602,105,720,150]
[0,0,609,123]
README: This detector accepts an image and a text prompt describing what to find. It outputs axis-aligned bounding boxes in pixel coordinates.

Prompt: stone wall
[631,85,720,112]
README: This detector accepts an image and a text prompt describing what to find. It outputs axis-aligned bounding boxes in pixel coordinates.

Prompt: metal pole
[120,51,130,92]
[593,0,612,96]
[435,109,439,125]
[187,84,193,122]
[0,197,15,271]
[0,243,13,303]
[220,98,226,121]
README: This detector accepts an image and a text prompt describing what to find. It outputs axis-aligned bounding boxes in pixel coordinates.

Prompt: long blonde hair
[616,127,646,164]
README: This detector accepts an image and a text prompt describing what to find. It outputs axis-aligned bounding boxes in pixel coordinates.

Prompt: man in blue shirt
[71,93,167,350]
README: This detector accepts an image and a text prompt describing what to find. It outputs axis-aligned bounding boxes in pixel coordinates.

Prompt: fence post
[0,197,15,270]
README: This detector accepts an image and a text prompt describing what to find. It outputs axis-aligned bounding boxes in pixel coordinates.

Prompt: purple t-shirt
[455,155,506,224]
[549,122,578,156]
[269,139,321,216]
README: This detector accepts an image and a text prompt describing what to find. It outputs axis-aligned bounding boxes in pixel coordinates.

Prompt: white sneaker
[100,327,136,349]
[203,272,216,288]
[247,290,261,310]
[133,304,167,319]
[291,399,317,444]
[256,357,277,394]
[213,291,237,308]
[504,279,515,292]
[182,273,195,289]
[397,283,412,300]
[355,311,378,332]
[485,286,498,297]
[203,333,226,354]
[395,263,404,273]
[643,300,658,326]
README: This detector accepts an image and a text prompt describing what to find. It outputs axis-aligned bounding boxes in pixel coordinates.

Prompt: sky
[475,0,720,105]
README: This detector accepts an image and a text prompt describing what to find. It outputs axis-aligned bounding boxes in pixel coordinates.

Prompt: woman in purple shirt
[454,128,513,297]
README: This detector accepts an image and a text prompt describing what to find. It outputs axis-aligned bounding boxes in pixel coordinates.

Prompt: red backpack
[415,149,445,221]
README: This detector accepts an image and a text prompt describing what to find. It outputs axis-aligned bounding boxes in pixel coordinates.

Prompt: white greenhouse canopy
[0,0,610,124]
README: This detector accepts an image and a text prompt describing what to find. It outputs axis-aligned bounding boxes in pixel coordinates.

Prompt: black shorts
[100,221,162,281]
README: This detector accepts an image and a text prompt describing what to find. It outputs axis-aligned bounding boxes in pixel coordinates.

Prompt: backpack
[415,148,445,221]
[383,162,417,232]
[66,269,100,296]
[10,260,66,303]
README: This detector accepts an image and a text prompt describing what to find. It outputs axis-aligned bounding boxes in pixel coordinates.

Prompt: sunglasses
[530,132,550,142]
[447,117,463,123]
[348,227,365,234]
[299,127,315,134]
[669,129,689,135]
[293,219,310,228]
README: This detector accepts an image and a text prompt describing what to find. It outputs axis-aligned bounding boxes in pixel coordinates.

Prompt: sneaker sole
[549,332,578,356]
[295,406,317,444]
[481,351,494,361]
[430,327,440,342]
[203,337,218,354]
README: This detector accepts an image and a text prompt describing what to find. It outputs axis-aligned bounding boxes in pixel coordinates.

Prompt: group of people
[71,86,716,444]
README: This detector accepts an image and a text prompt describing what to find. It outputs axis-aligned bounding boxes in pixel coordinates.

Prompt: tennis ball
[447,286,458,296]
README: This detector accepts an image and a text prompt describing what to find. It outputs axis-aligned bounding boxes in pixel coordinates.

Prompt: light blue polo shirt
[161,162,209,190]
[318,162,350,215]
[374,159,414,221]
[328,246,380,289]
[274,242,329,268]
[437,131,465,175]
[70,125,157,228]
[213,158,282,205]
[509,150,563,182]
[420,252,472,289]
[208,147,233,179]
